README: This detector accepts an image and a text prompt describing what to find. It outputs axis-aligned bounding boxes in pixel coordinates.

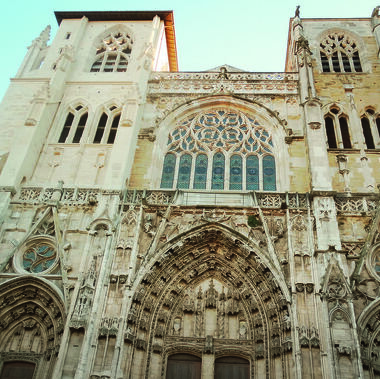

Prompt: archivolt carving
[127,224,291,377]
[0,277,65,360]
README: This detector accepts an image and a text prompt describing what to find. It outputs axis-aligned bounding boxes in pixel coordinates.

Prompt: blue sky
[0,1,378,101]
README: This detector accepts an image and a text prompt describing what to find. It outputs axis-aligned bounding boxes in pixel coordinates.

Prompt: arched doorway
[166,353,201,379]
[0,362,35,379]
[214,356,249,379]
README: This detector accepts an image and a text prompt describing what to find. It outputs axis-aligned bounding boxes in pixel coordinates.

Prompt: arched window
[230,154,242,190]
[360,109,380,150]
[58,105,88,143]
[324,107,352,149]
[159,109,276,191]
[166,354,201,379]
[177,154,192,189]
[212,152,225,190]
[320,32,362,73]
[263,155,276,191]
[161,153,176,189]
[93,105,121,144]
[91,32,133,73]
[246,155,259,190]
[193,154,208,189]
[214,356,249,379]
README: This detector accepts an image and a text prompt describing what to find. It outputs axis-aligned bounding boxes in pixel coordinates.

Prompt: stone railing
[151,72,298,81]
[11,187,377,212]
[14,187,100,206]
[149,71,299,96]
[334,195,378,214]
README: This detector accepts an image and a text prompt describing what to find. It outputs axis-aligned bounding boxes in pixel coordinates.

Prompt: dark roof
[55,11,178,71]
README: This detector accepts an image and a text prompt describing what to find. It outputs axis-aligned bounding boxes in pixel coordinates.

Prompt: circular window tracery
[23,243,56,273]
[14,237,58,275]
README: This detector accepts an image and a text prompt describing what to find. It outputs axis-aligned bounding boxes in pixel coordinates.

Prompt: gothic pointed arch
[0,277,66,378]
[356,298,380,375]
[89,25,134,73]
[152,95,289,192]
[125,223,292,378]
[316,28,367,73]
[56,99,91,144]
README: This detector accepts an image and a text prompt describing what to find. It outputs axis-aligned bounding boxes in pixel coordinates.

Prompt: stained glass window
[246,155,259,190]
[194,154,208,189]
[177,154,192,189]
[229,154,242,190]
[212,152,225,190]
[263,155,276,191]
[161,109,276,191]
[160,153,176,189]
[23,243,56,273]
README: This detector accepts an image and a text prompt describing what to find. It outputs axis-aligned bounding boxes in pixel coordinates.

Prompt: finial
[295,5,300,18]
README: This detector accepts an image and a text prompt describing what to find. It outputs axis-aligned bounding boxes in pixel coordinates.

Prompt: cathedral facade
[0,8,380,379]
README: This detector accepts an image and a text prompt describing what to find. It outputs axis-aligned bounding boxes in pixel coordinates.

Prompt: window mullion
[189,153,195,189]
[67,112,79,143]
[337,51,344,73]
[328,56,333,73]
[207,153,213,190]
[100,53,107,72]
[114,54,121,72]
[242,156,247,191]
[335,115,343,148]
[348,56,355,73]
[102,112,112,143]
[173,155,180,189]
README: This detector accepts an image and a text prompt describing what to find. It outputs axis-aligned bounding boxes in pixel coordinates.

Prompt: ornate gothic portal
[0,277,65,379]
[125,225,292,378]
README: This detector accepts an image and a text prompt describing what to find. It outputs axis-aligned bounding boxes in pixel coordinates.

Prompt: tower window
[160,109,276,191]
[58,105,88,144]
[320,32,362,73]
[93,106,121,144]
[324,107,352,149]
[360,109,380,149]
[90,32,133,73]
[361,117,375,149]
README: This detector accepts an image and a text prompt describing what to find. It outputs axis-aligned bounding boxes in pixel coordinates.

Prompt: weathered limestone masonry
[0,7,379,379]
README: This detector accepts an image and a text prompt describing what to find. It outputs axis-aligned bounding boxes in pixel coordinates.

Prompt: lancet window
[93,105,121,144]
[361,108,380,150]
[90,32,133,73]
[160,109,276,191]
[324,106,352,149]
[320,32,362,73]
[58,105,88,143]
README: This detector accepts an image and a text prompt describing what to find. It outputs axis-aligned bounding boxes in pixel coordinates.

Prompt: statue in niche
[173,317,181,335]
[143,213,156,237]
[205,280,218,309]
[239,320,248,340]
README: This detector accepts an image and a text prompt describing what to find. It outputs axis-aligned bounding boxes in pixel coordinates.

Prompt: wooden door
[0,362,35,379]
[214,356,249,379]
[166,353,201,379]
